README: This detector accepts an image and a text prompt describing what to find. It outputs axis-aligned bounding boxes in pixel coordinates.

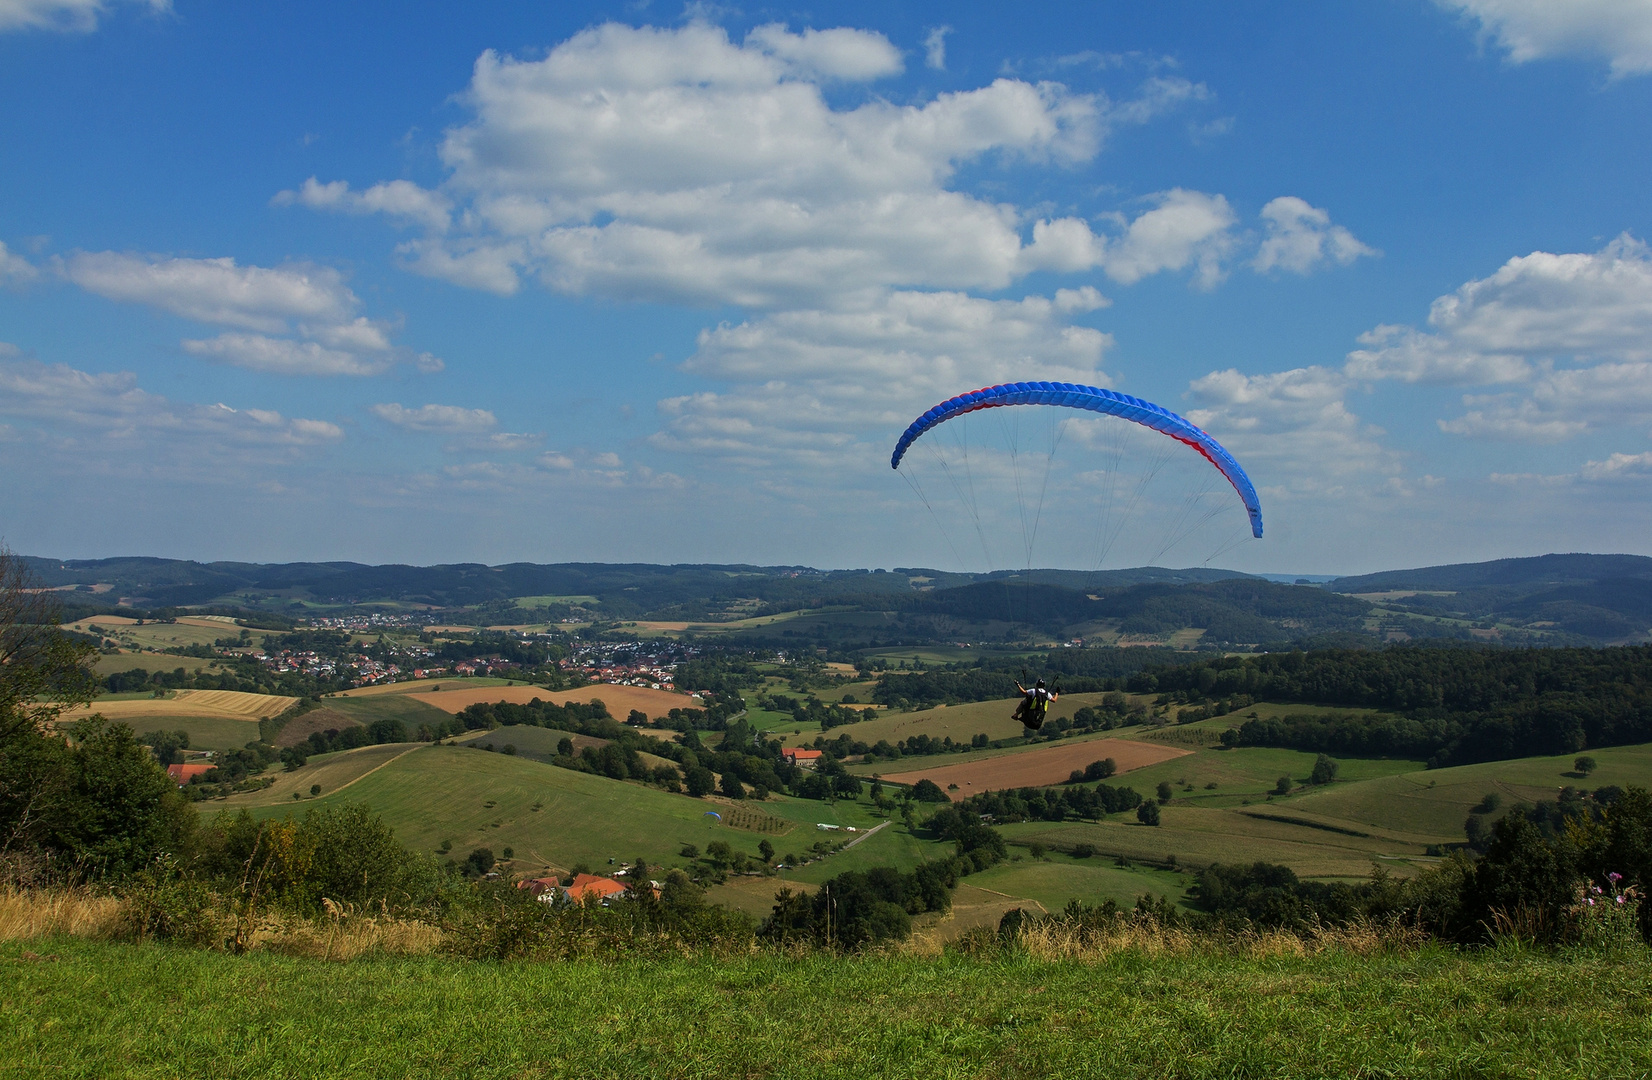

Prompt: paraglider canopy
[891,380,1263,538]
[704,811,722,820]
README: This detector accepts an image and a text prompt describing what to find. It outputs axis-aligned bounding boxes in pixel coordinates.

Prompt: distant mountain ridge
[1328,553,1652,593]
[20,551,1652,647]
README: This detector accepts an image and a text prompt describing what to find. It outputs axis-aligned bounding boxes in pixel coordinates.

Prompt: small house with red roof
[166,763,215,786]
[783,748,825,770]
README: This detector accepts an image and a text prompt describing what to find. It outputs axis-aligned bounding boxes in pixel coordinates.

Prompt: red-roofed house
[515,876,562,902]
[166,763,214,786]
[564,873,631,905]
[783,748,825,769]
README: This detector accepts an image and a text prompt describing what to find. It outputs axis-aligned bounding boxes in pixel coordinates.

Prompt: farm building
[783,748,825,769]
[166,763,214,786]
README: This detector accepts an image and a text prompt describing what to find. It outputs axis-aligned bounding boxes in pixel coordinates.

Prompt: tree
[0,549,100,744]
[1274,776,1293,796]
[911,779,950,803]
[1137,800,1161,826]
[1156,781,1174,802]
[465,847,496,877]
[310,784,322,796]
[721,773,746,799]
[1575,755,1598,776]
[758,839,775,862]
[684,765,716,797]
[140,729,189,766]
[1310,754,1339,785]
[557,737,574,757]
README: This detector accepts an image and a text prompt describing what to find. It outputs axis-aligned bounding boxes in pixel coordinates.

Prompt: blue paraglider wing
[704,811,722,820]
[891,381,1263,538]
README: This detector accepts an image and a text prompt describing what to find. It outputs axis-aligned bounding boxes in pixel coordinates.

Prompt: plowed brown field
[881,738,1192,800]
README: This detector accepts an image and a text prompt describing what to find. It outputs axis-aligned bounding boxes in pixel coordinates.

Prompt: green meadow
[6,939,1649,1079]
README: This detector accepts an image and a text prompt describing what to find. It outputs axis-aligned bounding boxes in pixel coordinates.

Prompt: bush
[1310,754,1339,785]
[1137,801,1161,826]
[1156,781,1174,803]
[1274,776,1293,796]
[1071,842,1096,859]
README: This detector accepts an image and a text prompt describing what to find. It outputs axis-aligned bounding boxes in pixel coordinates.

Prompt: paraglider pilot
[1012,678,1058,732]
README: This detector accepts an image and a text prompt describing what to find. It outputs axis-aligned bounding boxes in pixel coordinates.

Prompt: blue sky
[3,0,1652,574]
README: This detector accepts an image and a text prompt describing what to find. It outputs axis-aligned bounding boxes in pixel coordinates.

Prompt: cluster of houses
[564,640,691,691]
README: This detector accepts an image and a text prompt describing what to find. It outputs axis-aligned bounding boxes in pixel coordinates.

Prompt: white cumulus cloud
[1438,0,1652,78]
[371,402,499,433]
[0,0,165,32]
[60,251,441,377]
[1253,196,1377,275]
[0,240,39,283]
[290,21,1236,306]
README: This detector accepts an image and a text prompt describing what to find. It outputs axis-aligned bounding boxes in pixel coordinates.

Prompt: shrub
[1156,781,1173,803]
[1071,842,1096,859]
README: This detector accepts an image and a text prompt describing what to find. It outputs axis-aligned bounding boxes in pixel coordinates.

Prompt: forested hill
[1329,553,1652,593]
[1132,644,1652,768]
[1327,554,1652,644]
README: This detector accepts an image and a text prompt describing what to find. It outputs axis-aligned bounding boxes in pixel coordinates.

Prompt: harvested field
[331,677,514,698]
[408,684,700,720]
[880,738,1191,800]
[59,689,296,722]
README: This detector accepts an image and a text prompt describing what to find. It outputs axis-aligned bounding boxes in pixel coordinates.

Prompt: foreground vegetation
[3,934,1650,1079]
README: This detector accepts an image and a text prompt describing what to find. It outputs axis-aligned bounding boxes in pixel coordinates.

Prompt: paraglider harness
[1013,674,1060,731]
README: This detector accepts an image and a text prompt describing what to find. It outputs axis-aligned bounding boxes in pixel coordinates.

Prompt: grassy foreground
[4,939,1650,1079]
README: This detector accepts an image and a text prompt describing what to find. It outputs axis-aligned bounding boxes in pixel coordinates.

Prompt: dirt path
[839,820,891,851]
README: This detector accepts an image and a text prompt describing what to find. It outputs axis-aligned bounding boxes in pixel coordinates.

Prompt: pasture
[222,743,422,807]
[240,747,867,877]
[880,738,1191,799]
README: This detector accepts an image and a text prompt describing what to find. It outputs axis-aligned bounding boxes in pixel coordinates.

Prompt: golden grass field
[407,683,700,720]
[61,689,297,722]
[880,738,1192,799]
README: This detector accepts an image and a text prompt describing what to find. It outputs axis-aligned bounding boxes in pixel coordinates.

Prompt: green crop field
[8,940,1649,1079]
[966,854,1192,911]
[127,714,263,752]
[795,693,1121,749]
[320,692,455,730]
[87,652,218,677]
[1287,742,1652,839]
[997,805,1428,880]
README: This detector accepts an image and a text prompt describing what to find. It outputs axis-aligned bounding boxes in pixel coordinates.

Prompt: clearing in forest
[881,737,1190,799]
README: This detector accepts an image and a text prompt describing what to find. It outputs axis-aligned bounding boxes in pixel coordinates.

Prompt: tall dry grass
[940,916,1428,961]
[0,887,125,941]
[0,888,442,959]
